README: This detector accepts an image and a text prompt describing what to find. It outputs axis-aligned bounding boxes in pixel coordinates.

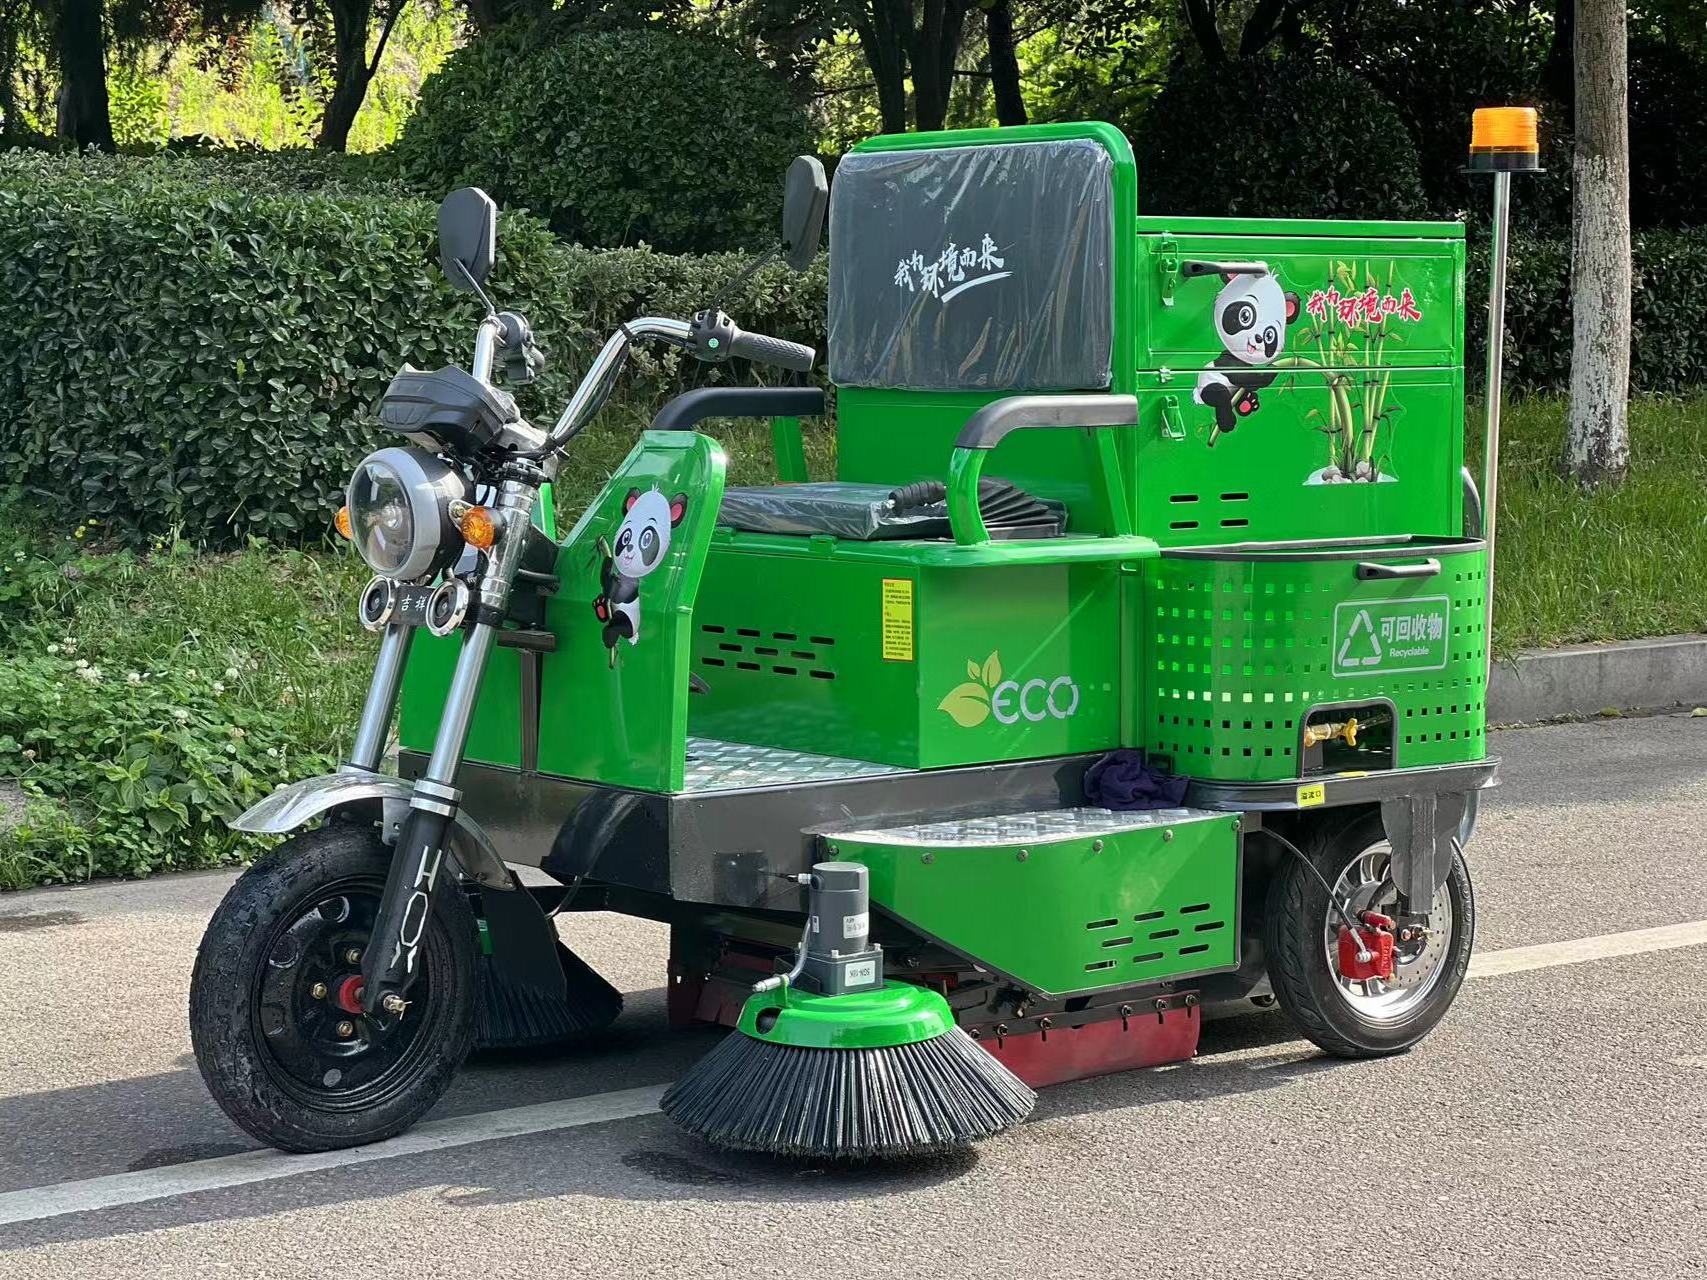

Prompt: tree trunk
[906,0,970,132]
[854,1,910,134]
[54,0,114,151]
[984,0,1026,126]
[316,0,373,151]
[1180,0,1225,64]
[1564,0,1630,488]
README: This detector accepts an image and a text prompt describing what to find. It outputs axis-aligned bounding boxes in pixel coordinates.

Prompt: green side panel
[830,813,1242,998]
[914,558,1125,767]
[1127,230,1466,550]
[400,432,726,791]
[1136,233,1465,370]
[1132,366,1465,547]
[534,431,727,792]
[736,981,953,1050]
[1141,544,1488,782]
[689,537,1127,769]
[690,544,919,764]
[398,634,525,769]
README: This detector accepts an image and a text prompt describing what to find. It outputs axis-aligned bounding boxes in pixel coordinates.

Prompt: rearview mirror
[438,187,497,293]
[780,156,827,272]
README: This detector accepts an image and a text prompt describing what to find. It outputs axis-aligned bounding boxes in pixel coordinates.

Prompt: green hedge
[0,151,823,547]
[1467,231,1707,394]
[2,150,1705,548]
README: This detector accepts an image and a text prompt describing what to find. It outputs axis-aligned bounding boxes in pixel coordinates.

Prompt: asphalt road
[1,714,1705,1279]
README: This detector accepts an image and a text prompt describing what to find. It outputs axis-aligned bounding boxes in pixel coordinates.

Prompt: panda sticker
[593,487,688,662]
[1194,272,1301,446]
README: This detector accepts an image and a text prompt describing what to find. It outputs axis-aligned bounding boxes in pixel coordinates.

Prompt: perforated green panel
[1141,542,1487,781]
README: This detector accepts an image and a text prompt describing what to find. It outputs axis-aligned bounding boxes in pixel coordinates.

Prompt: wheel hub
[250,882,434,1108]
[334,974,367,1016]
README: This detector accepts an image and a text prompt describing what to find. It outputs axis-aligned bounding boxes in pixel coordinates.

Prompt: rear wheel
[190,824,476,1152]
[1264,810,1474,1059]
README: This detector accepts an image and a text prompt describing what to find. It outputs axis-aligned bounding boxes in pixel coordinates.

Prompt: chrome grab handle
[1355,559,1442,581]
[542,316,693,454]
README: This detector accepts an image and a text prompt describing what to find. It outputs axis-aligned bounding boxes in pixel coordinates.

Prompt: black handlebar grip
[729,328,816,373]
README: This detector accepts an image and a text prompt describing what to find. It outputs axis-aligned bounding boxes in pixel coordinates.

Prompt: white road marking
[4,917,1706,1230]
[1467,919,1707,978]
[0,1085,664,1229]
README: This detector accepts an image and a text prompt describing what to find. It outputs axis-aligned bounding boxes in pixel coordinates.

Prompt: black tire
[1263,809,1475,1059]
[190,824,477,1152]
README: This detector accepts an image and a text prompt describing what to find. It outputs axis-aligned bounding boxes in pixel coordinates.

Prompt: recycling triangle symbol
[1337,609,1383,669]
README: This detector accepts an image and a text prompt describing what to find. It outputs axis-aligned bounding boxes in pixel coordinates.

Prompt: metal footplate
[823,805,1222,847]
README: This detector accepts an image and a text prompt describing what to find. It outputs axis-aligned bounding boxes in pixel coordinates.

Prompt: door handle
[1159,395,1186,441]
[1356,559,1441,580]
[1182,260,1272,279]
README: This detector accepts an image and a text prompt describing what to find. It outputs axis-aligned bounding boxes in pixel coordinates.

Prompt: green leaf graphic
[938,681,992,728]
[981,650,1002,686]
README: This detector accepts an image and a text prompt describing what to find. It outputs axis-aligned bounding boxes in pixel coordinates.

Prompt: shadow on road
[0,998,1341,1251]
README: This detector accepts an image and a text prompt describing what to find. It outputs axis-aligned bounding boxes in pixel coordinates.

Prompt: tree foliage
[1135,56,1426,220]
[395,27,811,252]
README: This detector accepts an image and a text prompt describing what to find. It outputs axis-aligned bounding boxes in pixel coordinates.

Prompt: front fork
[358,472,541,1015]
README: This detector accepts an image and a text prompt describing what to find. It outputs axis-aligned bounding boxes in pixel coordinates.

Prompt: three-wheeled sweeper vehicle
[191,111,1541,1159]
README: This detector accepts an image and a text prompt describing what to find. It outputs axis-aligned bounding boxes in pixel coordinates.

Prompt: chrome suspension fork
[361,469,542,1012]
[345,623,416,774]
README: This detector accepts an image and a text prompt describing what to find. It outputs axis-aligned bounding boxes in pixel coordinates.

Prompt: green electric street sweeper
[188,108,1541,1160]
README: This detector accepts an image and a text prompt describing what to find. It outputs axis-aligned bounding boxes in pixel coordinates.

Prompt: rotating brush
[469,883,622,1052]
[660,862,1035,1158]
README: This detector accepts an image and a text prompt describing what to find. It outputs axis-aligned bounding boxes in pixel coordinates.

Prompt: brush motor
[798,862,886,996]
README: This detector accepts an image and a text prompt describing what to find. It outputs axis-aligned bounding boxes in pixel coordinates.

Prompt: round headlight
[345,446,467,581]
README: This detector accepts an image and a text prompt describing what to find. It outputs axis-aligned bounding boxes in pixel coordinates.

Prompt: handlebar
[497,310,813,461]
[690,309,816,373]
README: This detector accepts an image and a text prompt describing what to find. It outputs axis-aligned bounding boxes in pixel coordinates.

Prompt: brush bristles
[661,1026,1036,1159]
[474,943,623,1051]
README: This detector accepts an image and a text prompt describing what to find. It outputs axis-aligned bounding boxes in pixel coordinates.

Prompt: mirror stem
[709,245,779,313]
[453,259,500,319]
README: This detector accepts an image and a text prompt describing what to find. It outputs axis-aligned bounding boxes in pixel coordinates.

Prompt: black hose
[1252,826,1366,934]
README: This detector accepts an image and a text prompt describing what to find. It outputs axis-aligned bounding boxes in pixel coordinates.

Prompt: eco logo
[1331,598,1451,678]
[938,651,1081,728]
[892,235,1010,303]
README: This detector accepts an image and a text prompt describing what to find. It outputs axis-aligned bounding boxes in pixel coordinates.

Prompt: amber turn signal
[1468,107,1540,172]
[334,505,353,540]
[458,505,497,550]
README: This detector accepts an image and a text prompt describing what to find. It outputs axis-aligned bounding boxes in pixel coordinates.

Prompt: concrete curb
[1488,633,1707,725]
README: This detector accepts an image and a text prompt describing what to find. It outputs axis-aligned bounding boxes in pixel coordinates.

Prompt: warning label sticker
[1332,597,1451,678]
[881,578,914,662]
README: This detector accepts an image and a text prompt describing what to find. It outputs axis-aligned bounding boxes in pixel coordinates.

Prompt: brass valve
[1303,716,1360,749]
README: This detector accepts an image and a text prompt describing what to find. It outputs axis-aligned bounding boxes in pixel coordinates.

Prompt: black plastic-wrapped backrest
[828,139,1114,392]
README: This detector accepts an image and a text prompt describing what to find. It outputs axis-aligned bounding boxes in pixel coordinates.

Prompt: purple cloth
[1083,749,1188,811]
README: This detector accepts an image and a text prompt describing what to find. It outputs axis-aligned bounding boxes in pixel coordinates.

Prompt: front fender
[232,770,512,890]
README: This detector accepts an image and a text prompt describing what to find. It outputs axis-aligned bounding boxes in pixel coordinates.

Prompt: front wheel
[1264,810,1475,1059]
[190,824,477,1152]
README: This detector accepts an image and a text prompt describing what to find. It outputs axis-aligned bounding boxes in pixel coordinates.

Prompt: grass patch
[0,521,371,890]
[1486,396,1707,653]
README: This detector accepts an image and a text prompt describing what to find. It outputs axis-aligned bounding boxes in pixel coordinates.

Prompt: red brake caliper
[1337,911,1397,982]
